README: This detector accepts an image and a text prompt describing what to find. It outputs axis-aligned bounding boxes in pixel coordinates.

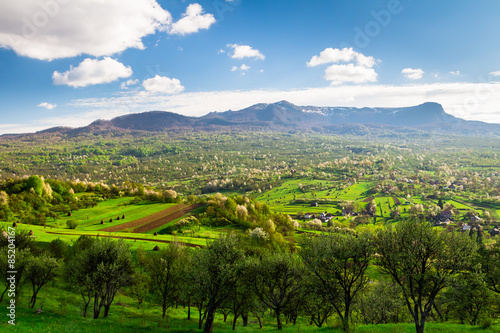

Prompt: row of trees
[1,220,499,332]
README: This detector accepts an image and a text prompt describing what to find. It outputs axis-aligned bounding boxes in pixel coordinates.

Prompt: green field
[47,197,178,232]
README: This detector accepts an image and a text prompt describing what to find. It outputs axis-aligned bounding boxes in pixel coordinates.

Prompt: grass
[1,284,498,333]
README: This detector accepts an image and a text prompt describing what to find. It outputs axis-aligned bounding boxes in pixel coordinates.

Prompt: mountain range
[7,101,500,137]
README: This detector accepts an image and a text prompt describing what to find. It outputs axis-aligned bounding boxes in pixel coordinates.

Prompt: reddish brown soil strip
[45,231,203,248]
[363,197,374,202]
[392,197,401,205]
[133,204,202,233]
[100,204,190,232]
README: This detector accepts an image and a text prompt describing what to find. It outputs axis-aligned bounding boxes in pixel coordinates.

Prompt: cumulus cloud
[402,68,424,80]
[0,0,172,61]
[53,57,132,88]
[490,71,500,77]
[230,66,238,72]
[307,47,379,85]
[142,75,184,94]
[168,3,215,35]
[449,70,460,76]
[37,102,56,110]
[324,64,377,85]
[121,79,139,90]
[227,44,265,60]
[240,64,250,71]
[307,47,376,68]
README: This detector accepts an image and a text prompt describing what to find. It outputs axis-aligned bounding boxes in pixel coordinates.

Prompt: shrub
[66,219,78,229]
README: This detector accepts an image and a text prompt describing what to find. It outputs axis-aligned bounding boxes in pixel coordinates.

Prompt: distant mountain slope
[6,100,500,137]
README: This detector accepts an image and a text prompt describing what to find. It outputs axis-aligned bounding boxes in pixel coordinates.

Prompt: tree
[226,261,258,330]
[356,278,405,325]
[0,248,32,303]
[183,250,209,329]
[441,272,493,325]
[437,198,444,210]
[481,241,500,295]
[300,233,372,332]
[301,280,335,327]
[66,238,134,319]
[129,272,149,309]
[46,238,68,259]
[375,219,477,333]
[25,254,60,308]
[0,191,8,206]
[25,175,44,196]
[200,234,245,333]
[143,243,185,318]
[249,252,303,330]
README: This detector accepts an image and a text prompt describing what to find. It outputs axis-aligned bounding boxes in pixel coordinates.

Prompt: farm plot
[100,204,201,233]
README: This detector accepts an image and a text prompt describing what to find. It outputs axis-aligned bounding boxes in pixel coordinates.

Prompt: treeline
[1,220,499,333]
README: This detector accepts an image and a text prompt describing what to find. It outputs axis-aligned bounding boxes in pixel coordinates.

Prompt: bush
[66,219,78,229]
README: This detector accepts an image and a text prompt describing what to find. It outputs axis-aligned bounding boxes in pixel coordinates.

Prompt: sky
[1,0,500,134]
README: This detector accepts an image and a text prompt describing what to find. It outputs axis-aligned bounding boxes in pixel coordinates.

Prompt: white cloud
[142,75,184,94]
[240,64,250,71]
[227,44,265,60]
[53,57,132,88]
[307,47,379,85]
[0,0,172,61]
[402,68,424,80]
[490,71,500,77]
[218,49,225,54]
[230,66,237,71]
[324,64,377,85]
[449,70,460,76]
[307,47,377,68]
[37,102,56,110]
[258,69,264,73]
[121,79,139,90]
[168,3,215,36]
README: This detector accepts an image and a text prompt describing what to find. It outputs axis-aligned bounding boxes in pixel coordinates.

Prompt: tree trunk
[187,298,191,320]
[198,304,206,330]
[0,286,8,303]
[242,313,248,327]
[415,318,426,333]
[93,295,103,319]
[30,293,37,309]
[162,301,167,318]
[204,303,216,333]
[276,308,283,330]
[254,313,263,329]
[103,304,110,318]
[341,302,350,332]
[232,313,239,330]
[82,298,90,317]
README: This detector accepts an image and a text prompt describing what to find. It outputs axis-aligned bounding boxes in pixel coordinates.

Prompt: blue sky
[1,0,500,134]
